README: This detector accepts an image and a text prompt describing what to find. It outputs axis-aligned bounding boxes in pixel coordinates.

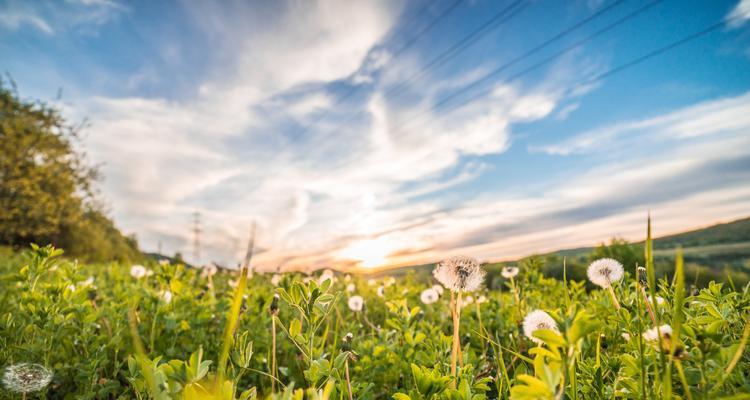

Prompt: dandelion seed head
[431,284,445,295]
[420,288,439,305]
[587,258,624,288]
[501,266,519,279]
[643,324,672,342]
[2,363,53,393]
[622,332,631,341]
[319,269,336,284]
[476,295,487,304]
[160,290,173,303]
[346,283,356,293]
[201,263,218,278]
[270,274,282,287]
[648,295,666,306]
[348,295,364,312]
[130,265,149,279]
[433,256,485,292]
[523,310,559,345]
[376,286,385,297]
[461,295,474,308]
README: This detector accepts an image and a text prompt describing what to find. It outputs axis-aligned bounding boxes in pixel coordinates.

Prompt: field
[1,232,749,400]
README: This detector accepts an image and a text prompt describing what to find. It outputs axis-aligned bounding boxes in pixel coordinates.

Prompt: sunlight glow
[339,237,395,269]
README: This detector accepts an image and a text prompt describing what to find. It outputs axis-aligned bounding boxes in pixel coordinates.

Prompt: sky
[1,0,749,272]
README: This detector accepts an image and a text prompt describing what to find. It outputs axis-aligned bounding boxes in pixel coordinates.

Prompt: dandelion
[130,265,149,279]
[433,256,485,292]
[201,263,218,278]
[587,258,624,310]
[376,286,385,297]
[501,266,519,279]
[461,295,474,308]
[270,274,282,287]
[420,288,439,305]
[523,310,559,345]
[476,295,487,304]
[648,295,666,306]
[346,283,356,293]
[82,276,95,287]
[229,279,238,288]
[383,276,396,287]
[367,278,376,286]
[348,296,364,312]
[319,269,335,284]
[160,290,173,303]
[2,363,53,394]
[622,332,631,341]
[433,255,485,381]
[643,324,672,343]
[432,284,445,295]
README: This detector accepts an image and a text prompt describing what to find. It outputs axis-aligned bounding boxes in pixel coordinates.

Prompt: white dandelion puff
[622,332,632,341]
[82,276,95,287]
[433,256,485,292]
[160,290,173,304]
[643,324,672,342]
[523,310,559,345]
[460,295,474,308]
[383,277,396,287]
[420,288,439,305]
[431,284,445,295]
[376,286,385,297]
[587,258,624,288]
[130,265,149,279]
[201,263,218,278]
[319,269,336,284]
[270,274,282,287]
[2,363,53,393]
[367,278,376,286]
[476,295,487,304]
[648,295,666,306]
[501,266,519,279]
[346,283,356,293]
[348,295,364,312]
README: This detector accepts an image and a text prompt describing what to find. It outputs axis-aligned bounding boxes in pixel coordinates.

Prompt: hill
[370,216,750,287]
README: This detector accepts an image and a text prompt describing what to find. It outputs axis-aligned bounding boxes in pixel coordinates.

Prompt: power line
[325,0,531,135]
[399,5,742,140]
[391,0,662,135]
[385,0,530,100]
[287,0,465,142]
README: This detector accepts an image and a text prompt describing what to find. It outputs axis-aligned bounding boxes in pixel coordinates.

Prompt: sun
[339,237,393,269]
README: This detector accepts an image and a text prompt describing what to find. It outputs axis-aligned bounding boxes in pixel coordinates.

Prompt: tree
[0,80,139,262]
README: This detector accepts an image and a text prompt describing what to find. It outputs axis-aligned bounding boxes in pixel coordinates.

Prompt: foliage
[0,81,139,262]
[1,243,749,399]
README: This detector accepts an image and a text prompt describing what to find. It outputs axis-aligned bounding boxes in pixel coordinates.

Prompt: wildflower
[383,277,396,287]
[420,288,439,305]
[432,284,445,295]
[433,256,485,292]
[476,295,487,304]
[648,295,666,306]
[82,276,95,287]
[160,290,173,303]
[130,265,149,279]
[67,284,76,292]
[587,258,624,288]
[319,269,336,284]
[2,363,53,394]
[348,295,364,312]
[501,266,519,279]
[346,283,356,293]
[269,293,280,315]
[271,273,282,286]
[367,278,376,286]
[643,324,672,343]
[461,295,474,308]
[376,286,385,297]
[201,263,218,278]
[622,332,631,341]
[587,258,624,310]
[523,310,559,345]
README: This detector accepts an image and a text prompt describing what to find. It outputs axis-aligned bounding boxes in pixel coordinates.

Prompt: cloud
[727,0,750,28]
[0,0,126,35]
[531,92,750,155]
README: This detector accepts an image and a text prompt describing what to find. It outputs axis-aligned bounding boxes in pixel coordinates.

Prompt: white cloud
[0,0,126,34]
[727,0,750,28]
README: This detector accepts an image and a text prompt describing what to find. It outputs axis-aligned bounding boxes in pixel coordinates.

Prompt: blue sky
[2,0,749,271]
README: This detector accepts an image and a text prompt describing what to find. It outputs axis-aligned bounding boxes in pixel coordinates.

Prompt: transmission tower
[192,212,201,266]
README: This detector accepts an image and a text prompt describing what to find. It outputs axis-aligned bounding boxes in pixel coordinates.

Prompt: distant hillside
[371,216,750,286]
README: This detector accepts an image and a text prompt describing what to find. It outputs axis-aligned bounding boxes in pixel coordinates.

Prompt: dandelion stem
[450,291,462,383]
[606,281,621,311]
[271,317,277,392]
[345,357,354,400]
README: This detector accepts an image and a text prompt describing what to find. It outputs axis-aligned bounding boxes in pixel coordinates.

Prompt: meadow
[1,223,749,400]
